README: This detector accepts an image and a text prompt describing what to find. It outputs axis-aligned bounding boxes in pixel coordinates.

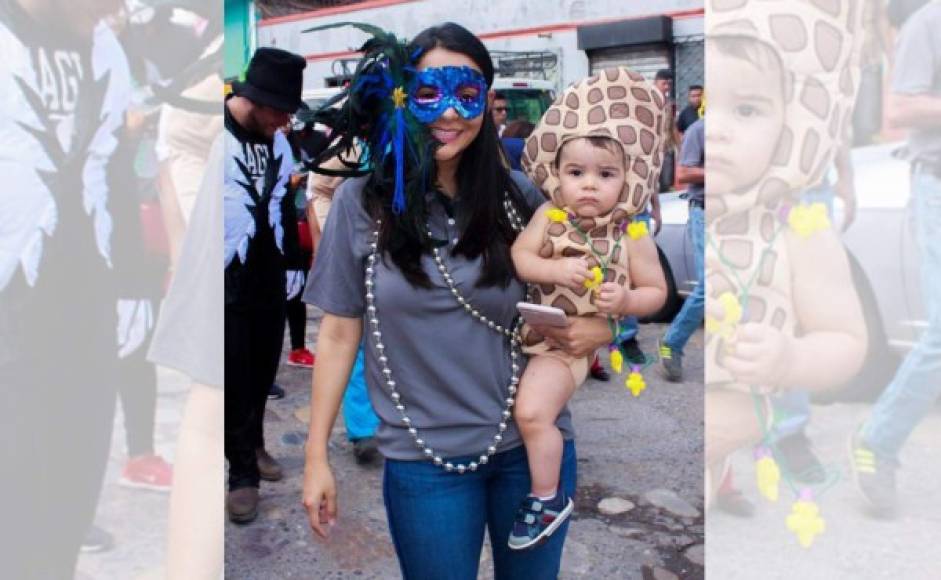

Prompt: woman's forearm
[306,314,363,463]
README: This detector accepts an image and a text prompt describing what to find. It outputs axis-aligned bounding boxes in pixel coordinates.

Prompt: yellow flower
[787,203,831,239]
[755,455,781,502]
[627,220,649,240]
[625,371,646,397]
[609,348,624,374]
[786,497,826,548]
[705,292,742,340]
[391,86,407,109]
[546,208,569,223]
[584,266,603,291]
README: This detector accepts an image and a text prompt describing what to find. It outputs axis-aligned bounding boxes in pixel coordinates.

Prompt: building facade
[254,0,703,101]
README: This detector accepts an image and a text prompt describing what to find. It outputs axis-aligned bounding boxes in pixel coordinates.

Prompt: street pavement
[76,367,188,580]
[706,401,941,579]
[73,305,939,579]
[224,308,706,579]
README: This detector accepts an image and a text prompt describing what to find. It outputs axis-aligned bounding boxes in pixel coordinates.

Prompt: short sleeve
[509,170,548,211]
[302,176,373,317]
[891,13,937,95]
[679,120,704,168]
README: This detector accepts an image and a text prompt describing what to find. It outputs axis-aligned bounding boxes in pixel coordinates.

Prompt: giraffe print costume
[706,0,865,393]
[519,67,666,381]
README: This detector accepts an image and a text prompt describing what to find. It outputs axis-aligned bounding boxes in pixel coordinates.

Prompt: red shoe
[119,454,173,492]
[287,348,315,368]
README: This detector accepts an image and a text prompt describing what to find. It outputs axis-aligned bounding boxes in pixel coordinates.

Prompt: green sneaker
[659,339,683,382]
[849,429,898,518]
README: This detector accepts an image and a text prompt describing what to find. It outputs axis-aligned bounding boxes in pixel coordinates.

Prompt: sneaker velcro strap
[523,513,536,525]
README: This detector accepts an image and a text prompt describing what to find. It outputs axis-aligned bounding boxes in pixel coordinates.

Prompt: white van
[302,87,344,111]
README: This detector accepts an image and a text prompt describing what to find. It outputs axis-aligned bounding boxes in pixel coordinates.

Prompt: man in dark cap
[224,46,307,523]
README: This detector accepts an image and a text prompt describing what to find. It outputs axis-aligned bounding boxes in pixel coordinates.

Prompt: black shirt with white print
[0,0,133,363]
[223,96,302,309]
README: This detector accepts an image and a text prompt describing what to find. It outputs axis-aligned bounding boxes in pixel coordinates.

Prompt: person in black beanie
[224,47,307,523]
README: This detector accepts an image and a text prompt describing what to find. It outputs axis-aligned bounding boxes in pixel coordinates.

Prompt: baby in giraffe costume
[505,67,668,550]
[704,0,868,538]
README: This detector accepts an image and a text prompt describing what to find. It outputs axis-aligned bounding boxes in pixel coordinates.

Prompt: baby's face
[705,41,785,197]
[557,138,625,218]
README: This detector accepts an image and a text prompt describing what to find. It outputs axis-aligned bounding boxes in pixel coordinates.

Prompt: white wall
[257,0,703,91]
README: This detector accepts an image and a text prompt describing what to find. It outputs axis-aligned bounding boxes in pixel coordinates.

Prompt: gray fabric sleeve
[302,176,372,317]
[679,120,704,168]
[891,12,937,95]
[509,169,548,211]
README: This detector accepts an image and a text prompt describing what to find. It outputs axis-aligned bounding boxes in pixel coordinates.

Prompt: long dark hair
[363,22,533,288]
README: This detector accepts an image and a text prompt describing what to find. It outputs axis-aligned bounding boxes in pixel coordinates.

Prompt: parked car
[647,191,695,323]
[302,86,343,111]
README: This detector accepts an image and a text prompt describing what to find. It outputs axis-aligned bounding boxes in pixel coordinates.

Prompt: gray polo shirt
[303,171,575,461]
[680,117,705,203]
[892,1,941,162]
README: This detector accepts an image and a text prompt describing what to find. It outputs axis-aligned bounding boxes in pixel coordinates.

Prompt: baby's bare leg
[515,355,577,498]
[705,389,764,466]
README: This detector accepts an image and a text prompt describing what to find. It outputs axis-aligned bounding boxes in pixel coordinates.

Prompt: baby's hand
[595,282,628,315]
[721,323,795,391]
[556,257,592,291]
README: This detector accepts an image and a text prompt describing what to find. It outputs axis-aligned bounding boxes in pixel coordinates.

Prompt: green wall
[224,0,254,82]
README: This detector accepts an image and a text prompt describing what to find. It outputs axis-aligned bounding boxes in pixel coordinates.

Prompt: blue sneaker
[507,491,574,551]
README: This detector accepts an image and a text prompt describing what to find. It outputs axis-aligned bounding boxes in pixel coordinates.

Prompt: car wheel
[641,245,682,324]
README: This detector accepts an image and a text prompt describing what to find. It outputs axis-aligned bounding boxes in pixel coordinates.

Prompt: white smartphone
[516,302,570,327]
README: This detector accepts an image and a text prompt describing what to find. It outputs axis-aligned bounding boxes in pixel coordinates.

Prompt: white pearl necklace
[364,195,527,473]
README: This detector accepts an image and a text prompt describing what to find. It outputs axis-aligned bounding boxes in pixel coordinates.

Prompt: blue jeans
[618,211,652,344]
[663,205,704,353]
[342,344,379,441]
[864,171,941,459]
[770,391,811,442]
[383,440,577,580]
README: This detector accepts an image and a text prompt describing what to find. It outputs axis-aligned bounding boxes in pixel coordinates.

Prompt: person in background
[282,122,318,371]
[676,84,704,142]
[0,0,139,574]
[654,68,676,199]
[849,0,941,519]
[492,91,509,136]
[500,119,534,170]
[223,47,307,524]
[659,116,705,382]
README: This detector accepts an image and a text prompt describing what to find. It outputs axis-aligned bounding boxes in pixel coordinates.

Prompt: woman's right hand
[302,459,337,539]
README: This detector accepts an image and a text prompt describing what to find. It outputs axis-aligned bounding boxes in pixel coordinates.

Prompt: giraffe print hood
[707,0,865,219]
[521,67,666,222]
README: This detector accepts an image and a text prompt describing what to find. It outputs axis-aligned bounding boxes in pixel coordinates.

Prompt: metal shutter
[674,36,704,107]
[588,45,672,82]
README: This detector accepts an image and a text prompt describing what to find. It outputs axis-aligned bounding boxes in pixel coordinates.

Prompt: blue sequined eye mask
[407,66,488,123]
